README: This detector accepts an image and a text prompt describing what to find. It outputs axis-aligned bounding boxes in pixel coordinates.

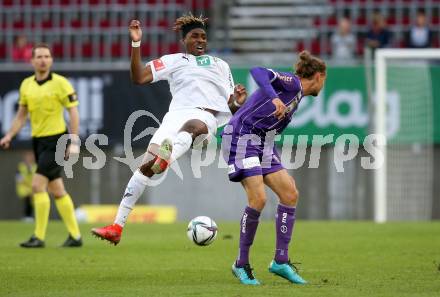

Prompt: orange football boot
[91,224,122,245]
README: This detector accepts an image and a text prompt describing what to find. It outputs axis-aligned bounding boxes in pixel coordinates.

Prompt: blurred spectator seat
[0,0,206,61]
[12,35,33,62]
[226,0,332,54]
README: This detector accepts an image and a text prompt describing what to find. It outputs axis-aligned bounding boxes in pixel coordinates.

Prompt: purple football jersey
[221,67,305,182]
[228,67,304,137]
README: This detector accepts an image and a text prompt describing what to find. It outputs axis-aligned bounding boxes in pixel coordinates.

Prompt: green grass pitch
[0,221,439,297]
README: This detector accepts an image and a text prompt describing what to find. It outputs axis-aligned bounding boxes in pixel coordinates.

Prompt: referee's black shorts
[32,131,67,181]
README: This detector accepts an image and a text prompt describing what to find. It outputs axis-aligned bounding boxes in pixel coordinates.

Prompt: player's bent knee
[249,195,267,211]
[52,192,66,199]
[32,182,46,194]
[278,180,299,205]
[48,185,66,198]
[282,188,299,206]
[292,188,300,203]
[289,177,300,203]
[180,120,207,138]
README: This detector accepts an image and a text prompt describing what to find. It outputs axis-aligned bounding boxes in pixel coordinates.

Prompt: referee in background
[0,43,82,248]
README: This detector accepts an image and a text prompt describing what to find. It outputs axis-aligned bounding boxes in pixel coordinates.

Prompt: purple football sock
[274,204,296,264]
[236,206,260,267]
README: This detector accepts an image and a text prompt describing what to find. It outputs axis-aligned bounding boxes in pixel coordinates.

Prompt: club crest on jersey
[153,59,165,71]
[196,55,211,66]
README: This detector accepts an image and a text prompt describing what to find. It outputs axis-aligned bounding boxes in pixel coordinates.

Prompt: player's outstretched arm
[0,105,28,149]
[250,67,286,119]
[250,67,278,100]
[129,20,153,84]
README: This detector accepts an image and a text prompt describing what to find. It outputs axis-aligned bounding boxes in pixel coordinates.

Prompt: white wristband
[131,40,141,48]
[233,100,242,107]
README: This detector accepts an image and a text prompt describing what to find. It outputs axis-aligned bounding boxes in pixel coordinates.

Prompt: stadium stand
[323,0,440,56]
[0,0,438,62]
[223,0,333,54]
[0,0,211,61]
[221,0,439,57]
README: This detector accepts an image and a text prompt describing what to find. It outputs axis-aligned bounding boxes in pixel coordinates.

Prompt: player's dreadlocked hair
[295,51,326,79]
[173,13,208,38]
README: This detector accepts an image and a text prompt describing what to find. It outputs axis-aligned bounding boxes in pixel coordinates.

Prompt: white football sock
[170,131,193,161]
[114,170,149,227]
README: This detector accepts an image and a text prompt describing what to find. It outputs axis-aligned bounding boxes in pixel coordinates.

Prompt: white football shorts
[149,108,218,146]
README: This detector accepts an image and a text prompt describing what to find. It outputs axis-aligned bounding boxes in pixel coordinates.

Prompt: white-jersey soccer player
[91,14,247,244]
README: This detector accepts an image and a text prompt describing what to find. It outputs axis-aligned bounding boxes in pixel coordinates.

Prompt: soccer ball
[187,216,218,246]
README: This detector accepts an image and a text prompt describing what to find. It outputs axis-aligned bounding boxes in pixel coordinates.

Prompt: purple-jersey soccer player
[223,51,326,285]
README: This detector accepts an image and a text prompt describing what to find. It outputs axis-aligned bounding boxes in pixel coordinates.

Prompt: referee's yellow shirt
[18,72,78,138]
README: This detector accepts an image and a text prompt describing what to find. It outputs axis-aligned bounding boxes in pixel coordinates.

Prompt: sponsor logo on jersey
[277,74,293,82]
[196,55,211,66]
[153,59,165,71]
[241,213,248,233]
[280,213,288,233]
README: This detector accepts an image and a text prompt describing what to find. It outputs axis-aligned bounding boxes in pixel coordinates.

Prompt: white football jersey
[148,53,234,125]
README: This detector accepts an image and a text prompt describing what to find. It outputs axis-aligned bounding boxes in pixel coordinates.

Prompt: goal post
[374,49,440,223]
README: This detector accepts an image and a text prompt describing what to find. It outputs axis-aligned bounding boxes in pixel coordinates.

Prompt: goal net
[374,49,439,222]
